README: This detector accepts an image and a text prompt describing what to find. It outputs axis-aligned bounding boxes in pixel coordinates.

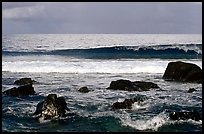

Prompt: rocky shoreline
[2,61,202,122]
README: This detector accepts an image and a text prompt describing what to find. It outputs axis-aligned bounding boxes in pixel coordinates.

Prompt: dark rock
[33,94,70,120]
[78,86,90,93]
[3,84,35,97]
[112,97,145,110]
[107,79,159,91]
[187,88,197,93]
[14,78,37,85]
[169,109,201,121]
[162,61,202,83]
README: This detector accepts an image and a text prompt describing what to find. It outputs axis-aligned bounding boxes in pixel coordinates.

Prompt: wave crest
[2,44,202,59]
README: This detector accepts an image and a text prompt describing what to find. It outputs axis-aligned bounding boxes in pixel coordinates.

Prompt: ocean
[2,34,202,132]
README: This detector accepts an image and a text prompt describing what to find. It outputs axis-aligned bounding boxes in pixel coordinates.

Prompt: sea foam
[2,59,201,74]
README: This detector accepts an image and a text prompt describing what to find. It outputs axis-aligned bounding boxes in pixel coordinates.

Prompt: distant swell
[3,44,202,59]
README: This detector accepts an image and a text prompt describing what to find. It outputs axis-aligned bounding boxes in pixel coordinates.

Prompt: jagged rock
[169,109,201,121]
[3,84,35,97]
[107,79,159,91]
[14,78,37,85]
[162,61,202,83]
[187,88,197,93]
[33,94,70,120]
[112,97,145,110]
[78,86,90,93]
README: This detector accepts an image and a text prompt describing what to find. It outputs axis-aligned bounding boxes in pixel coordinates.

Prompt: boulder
[33,94,70,120]
[107,79,159,91]
[162,61,202,83]
[169,109,201,121]
[3,84,35,97]
[14,78,37,85]
[78,86,90,93]
[112,97,145,110]
[187,88,197,93]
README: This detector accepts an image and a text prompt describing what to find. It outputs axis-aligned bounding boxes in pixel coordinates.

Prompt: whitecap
[119,111,168,131]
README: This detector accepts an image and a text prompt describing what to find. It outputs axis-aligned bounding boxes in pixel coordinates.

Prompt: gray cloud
[2,2,202,34]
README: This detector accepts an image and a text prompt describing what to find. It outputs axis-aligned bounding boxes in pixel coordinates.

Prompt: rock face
[169,109,201,121]
[162,61,202,83]
[14,78,36,85]
[33,94,70,120]
[107,79,159,91]
[78,86,90,93]
[3,84,35,97]
[112,97,145,110]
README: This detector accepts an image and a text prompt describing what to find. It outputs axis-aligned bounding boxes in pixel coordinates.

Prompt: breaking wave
[2,44,202,59]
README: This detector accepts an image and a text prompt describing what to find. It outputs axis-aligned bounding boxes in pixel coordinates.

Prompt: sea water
[2,34,202,132]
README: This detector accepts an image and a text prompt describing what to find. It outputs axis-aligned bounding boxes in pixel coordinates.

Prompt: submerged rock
[162,61,202,83]
[3,84,35,97]
[14,78,37,85]
[112,97,145,110]
[169,109,201,121]
[78,86,90,93]
[107,79,159,91]
[33,94,70,120]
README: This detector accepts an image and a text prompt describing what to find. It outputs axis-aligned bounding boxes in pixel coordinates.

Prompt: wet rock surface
[112,96,145,110]
[78,86,90,93]
[162,61,202,83]
[107,79,159,91]
[169,109,201,121]
[33,94,70,120]
[3,84,35,97]
[14,78,37,85]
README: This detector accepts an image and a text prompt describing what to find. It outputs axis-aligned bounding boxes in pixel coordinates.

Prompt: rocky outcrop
[112,97,145,110]
[3,84,35,97]
[169,109,201,121]
[78,86,90,93]
[162,61,202,83]
[107,79,159,91]
[14,78,37,85]
[33,94,70,120]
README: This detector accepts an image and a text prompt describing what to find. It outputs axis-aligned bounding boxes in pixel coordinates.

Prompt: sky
[2,2,202,34]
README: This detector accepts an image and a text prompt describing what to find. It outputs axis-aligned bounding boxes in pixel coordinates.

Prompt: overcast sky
[2,2,202,34]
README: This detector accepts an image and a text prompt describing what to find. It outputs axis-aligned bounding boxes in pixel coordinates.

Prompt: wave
[2,44,202,59]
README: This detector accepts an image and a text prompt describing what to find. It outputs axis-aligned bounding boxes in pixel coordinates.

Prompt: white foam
[132,102,149,110]
[3,59,202,74]
[119,111,168,131]
[1,60,174,74]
